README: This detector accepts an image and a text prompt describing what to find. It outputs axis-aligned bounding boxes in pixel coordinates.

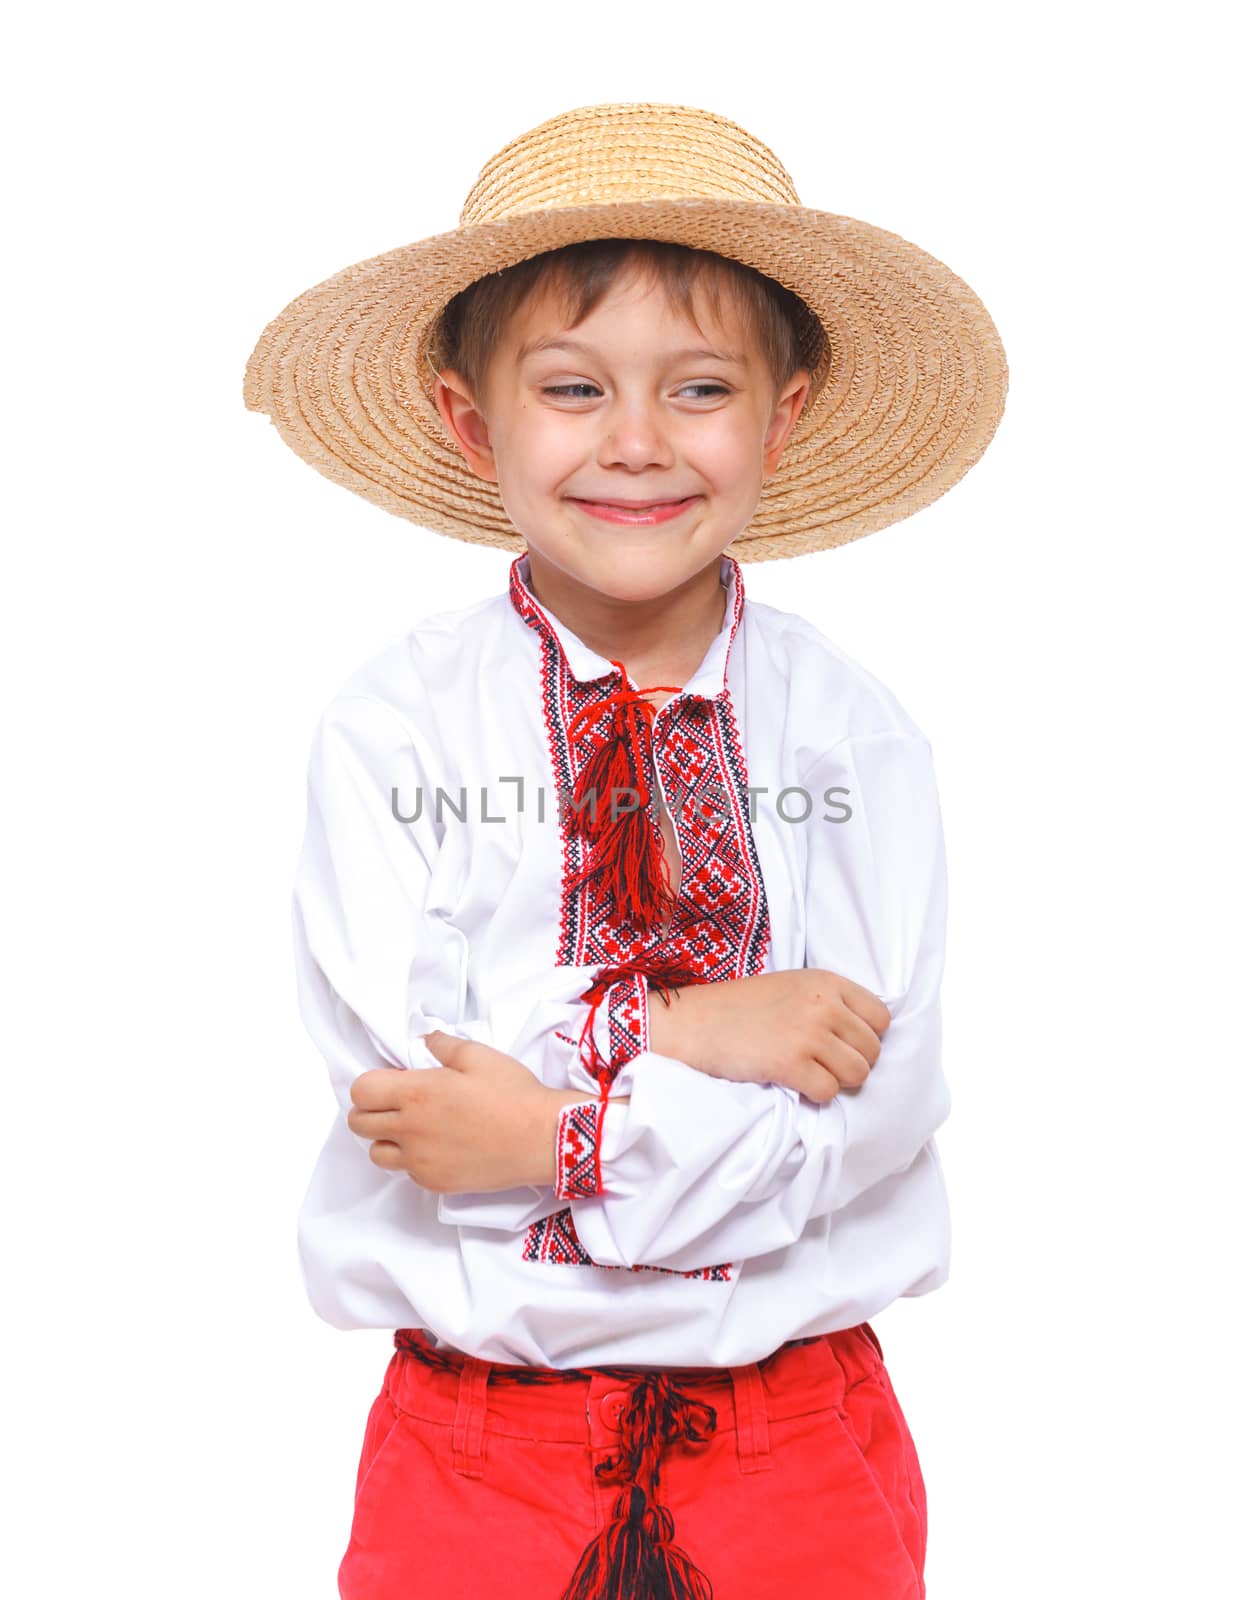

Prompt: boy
[245,102,1007,1599]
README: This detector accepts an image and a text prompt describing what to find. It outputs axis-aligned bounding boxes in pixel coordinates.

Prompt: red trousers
[339,1322,928,1599]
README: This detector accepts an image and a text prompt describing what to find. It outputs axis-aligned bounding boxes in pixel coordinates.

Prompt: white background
[5,2,1230,1594]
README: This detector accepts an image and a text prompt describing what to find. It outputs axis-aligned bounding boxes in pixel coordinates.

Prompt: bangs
[429,238,826,405]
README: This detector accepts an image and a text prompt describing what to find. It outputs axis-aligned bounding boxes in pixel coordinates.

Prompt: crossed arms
[294,693,950,1273]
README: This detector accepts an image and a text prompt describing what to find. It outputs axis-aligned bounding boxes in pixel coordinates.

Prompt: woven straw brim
[242,198,1008,561]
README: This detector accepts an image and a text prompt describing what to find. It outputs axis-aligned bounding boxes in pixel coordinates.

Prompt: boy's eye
[540,383,731,401]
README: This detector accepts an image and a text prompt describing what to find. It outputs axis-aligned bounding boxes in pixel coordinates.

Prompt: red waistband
[391,1325,845,1383]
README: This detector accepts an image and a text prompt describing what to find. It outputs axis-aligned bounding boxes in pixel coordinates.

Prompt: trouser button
[599,1390,628,1429]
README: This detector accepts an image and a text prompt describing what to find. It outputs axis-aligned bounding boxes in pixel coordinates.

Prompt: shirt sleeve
[556,729,953,1273]
[291,691,635,1233]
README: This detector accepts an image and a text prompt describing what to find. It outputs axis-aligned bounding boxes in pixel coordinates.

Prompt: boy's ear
[762,368,812,479]
[433,371,497,483]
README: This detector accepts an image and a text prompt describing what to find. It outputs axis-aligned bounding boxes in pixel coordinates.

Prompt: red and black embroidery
[509,554,771,1278]
[555,1098,600,1198]
[522,1209,732,1282]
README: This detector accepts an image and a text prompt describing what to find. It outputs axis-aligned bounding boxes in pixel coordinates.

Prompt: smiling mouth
[569,495,702,523]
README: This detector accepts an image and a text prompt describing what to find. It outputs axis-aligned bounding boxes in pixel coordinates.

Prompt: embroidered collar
[507,552,745,701]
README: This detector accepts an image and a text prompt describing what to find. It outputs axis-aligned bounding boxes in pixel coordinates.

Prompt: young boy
[245,102,1007,1599]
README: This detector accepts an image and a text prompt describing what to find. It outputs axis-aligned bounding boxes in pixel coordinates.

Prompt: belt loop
[731,1362,772,1474]
[451,1355,492,1478]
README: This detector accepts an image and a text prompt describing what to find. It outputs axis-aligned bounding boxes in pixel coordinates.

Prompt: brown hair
[428,237,827,411]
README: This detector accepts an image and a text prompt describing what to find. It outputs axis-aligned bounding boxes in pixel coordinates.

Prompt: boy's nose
[595,403,674,470]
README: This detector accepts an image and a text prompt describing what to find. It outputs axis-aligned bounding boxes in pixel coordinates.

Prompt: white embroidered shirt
[291,553,952,1368]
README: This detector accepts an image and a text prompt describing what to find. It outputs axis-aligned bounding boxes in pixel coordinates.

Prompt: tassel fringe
[557,1482,714,1599]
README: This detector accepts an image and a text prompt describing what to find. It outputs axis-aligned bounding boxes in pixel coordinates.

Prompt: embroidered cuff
[606,971,650,1070]
[554,1099,604,1199]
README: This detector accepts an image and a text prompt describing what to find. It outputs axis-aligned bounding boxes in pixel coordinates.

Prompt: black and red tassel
[557,1373,719,1599]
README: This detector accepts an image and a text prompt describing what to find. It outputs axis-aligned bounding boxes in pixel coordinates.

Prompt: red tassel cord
[563,662,684,938]
[573,951,702,1195]
[557,1374,719,1600]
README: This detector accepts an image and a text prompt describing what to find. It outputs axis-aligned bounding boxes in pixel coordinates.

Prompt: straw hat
[242,102,1008,561]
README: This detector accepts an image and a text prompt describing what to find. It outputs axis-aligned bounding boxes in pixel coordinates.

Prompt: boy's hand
[347,1033,591,1194]
[647,969,892,1106]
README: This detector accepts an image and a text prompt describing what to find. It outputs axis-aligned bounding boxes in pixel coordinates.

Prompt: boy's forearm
[646,983,700,1063]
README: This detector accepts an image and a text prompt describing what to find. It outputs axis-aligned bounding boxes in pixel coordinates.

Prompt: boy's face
[433,263,811,604]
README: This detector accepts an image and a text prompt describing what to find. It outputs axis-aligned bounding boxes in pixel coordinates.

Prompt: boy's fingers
[811,1034,875,1092]
[829,1005,885,1067]
[347,1106,402,1137]
[350,1066,411,1109]
[837,979,893,1034]
[368,1139,406,1171]
[420,1029,466,1063]
[784,1060,843,1106]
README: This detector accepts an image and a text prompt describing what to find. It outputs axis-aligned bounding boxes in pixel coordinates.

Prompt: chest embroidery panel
[509,563,772,1281]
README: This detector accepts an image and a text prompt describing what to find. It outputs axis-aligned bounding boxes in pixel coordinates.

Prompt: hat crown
[459,102,801,226]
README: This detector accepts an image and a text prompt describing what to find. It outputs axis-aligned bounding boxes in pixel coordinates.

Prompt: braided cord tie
[563,1369,719,1598]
